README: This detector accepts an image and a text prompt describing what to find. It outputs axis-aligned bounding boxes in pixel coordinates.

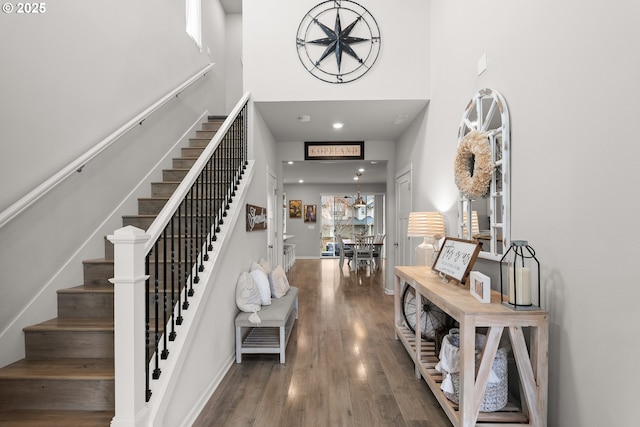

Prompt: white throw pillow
[250,268,272,306]
[259,258,272,274]
[269,265,290,298]
[235,271,261,313]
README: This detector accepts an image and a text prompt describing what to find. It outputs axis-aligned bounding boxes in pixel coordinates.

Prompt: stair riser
[150,182,235,198]
[25,331,113,359]
[0,379,114,411]
[106,235,209,260]
[83,261,196,287]
[181,147,205,158]
[137,197,229,216]
[58,292,113,318]
[202,122,222,131]
[163,169,189,181]
[173,158,196,169]
[58,288,183,322]
[123,215,227,233]
[195,130,216,139]
[189,139,210,149]
[151,182,179,197]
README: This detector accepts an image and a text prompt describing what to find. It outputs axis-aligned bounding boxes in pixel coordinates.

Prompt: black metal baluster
[242,105,248,169]
[152,240,161,380]
[161,226,169,360]
[206,158,213,251]
[145,254,152,401]
[183,194,190,310]
[198,172,206,270]
[177,201,184,322]
[188,186,196,293]
[169,207,177,340]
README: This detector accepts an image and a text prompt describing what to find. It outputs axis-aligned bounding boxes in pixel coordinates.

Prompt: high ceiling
[218,1,428,185]
[256,100,427,184]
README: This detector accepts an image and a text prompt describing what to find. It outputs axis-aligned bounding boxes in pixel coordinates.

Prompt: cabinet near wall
[394,266,548,427]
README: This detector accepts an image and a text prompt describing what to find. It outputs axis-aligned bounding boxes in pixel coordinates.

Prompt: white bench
[235,286,298,363]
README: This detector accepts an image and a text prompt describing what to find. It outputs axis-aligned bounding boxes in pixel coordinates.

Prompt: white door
[395,166,412,266]
[267,168,278,267]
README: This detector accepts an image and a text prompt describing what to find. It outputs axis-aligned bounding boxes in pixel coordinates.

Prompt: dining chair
[372,234,385,270]
[354,235,375,272]
[337,235,353,269]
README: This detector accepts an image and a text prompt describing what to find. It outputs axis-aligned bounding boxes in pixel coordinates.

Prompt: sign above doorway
[304,141,364,161]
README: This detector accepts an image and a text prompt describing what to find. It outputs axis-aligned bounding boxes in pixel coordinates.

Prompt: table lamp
[407,211,445,266]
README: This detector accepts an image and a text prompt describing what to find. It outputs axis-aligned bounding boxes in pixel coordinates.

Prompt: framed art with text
[246,204,267,232]
[432,238,481,285]
[304,141,364,160]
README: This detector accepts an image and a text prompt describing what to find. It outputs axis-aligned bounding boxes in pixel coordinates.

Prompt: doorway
[320,193,384,256]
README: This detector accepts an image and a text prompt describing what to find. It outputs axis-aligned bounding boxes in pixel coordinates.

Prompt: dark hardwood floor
[193,258,451,427]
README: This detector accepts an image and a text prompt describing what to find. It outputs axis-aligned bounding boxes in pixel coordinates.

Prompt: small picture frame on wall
[289,200,302,218]
[304,204,316,222]
[469,271,491,303]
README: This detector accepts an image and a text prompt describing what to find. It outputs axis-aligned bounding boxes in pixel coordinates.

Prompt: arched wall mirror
[456,88,510,261]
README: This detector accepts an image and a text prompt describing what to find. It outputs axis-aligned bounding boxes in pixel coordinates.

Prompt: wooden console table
[394,266,548,427]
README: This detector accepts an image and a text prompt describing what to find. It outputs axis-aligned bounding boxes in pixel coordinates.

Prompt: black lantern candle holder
[499,240,541,310]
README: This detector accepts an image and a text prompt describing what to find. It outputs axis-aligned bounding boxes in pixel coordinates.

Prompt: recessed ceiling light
[288,161,294,164]
[353,175,359,181]
[298,115,311,122]
[298,179,304,183]
[358,168,365,172]
[332,122,343,129]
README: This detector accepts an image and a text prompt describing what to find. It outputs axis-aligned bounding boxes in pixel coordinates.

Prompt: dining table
[343,238,384,272]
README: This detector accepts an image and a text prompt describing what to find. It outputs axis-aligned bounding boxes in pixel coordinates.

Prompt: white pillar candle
[508,266,532,305]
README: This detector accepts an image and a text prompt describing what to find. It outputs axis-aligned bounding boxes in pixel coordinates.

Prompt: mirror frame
[457,88,510,261]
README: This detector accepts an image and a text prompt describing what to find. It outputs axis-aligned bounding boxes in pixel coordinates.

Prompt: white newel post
[108,226,150,427]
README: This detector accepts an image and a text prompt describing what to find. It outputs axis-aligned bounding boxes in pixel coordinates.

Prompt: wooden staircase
[0,117,226,426]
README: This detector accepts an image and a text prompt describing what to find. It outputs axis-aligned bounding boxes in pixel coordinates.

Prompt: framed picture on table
[432,237,481,285]
[469,271,491,303]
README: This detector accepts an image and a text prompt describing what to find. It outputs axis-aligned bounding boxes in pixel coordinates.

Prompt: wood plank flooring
[194,259,452,427]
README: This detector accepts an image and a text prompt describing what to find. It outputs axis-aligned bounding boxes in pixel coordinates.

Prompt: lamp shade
[407,212,445,239]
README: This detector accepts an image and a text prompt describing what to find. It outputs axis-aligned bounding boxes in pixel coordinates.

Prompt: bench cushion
[235,287,298,328]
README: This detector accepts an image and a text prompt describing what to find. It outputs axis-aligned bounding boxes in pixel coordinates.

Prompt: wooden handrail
[0,63,215,230]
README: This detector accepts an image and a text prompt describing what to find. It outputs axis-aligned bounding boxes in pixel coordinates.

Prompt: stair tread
[0,358,113,380]
[24,317,113,332]
[83,258,113,265]
[0,409,114,426]
[57,284,113,294]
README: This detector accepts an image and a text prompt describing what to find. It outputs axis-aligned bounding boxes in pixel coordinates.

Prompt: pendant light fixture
[354,173,366,208]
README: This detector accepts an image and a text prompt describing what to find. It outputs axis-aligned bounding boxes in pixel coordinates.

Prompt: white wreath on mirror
[454,130,494,199]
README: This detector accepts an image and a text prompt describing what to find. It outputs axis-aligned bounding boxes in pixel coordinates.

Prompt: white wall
[224,14,244,112]
[395,1,640,426]
[243,0,430,102]
[0,0,220,211]
[0,1,230,366]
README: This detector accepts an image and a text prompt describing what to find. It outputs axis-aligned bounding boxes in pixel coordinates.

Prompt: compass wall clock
[296,0,381,84]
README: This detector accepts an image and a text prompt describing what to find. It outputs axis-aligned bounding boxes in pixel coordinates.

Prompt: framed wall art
[289,200,302,218]
[246,204,267,231]
[304,204,316,222]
